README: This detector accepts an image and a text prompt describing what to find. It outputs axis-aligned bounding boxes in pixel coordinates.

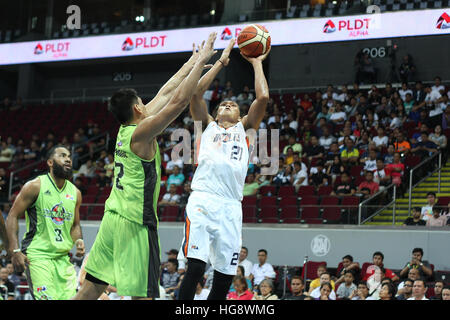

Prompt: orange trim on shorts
[183,216,191,257]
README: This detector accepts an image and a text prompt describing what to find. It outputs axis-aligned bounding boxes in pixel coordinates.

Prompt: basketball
[237,24,271,58]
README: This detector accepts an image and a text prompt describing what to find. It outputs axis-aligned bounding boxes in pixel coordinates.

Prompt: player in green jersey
[6,145,85,300]
[72,32,218,300]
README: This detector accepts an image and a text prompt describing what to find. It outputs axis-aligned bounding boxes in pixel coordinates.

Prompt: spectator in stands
[75,159,96,180]
[329,103,347,126]
[331,171,356,197]
[349,281,375,300]
[72,132,89,169]
[292,161,308,191]
[243,173,262,196]
[398,82,413,101]
[283,135,302,156]
[379,282,397,300]
[429,125,447,151]
[159,184,181,206]
[389,111,402,130]
[373,158,391,191]
[162,249,179,272]
[319,126,335,151]
[397,268,420,297]
[326,155,345,185]
[442,286,450,301]
[357,171,379,199]
[179,181,191,206]
[238,247,253,278]
[393,131,411,156]
[411,132,438,158]
[373,127,388,151]
[426,206,447,227]
[23,140,41,161]
[283,276,307,300]
[403,207,426,226]
[421,191,437,221]
[165,156,184,176]
[362,149,378,173]
[227,275,253,300]
[310,272,336,300]
[363,251,399,282]
[0,266,14,300]
[95,168,111,189]
[303,136,325,163]
[283,147,295,166]
[430,280,444,300]
[399,55,416,83]
[166,165,185,188]
[431,76,445,94]
[314,282,332,300]
[5,262,22,288]
[314,105,330,126]
[336,270,357,300]
[384,152,405,187]
[252,279,278,300]
[308,265,335,294]
[408,279,428,300]
[399,248,433,281]
[335,254,360,286]
[194,279,210,300]
[161,258,180,295]
[0,141,14,162]
[383,144,395,164]
[273,162,293,187]
[74,177,87,196]
[396,278,415,301]
[228,266,252,294]
[309,160,329,189]
[340,137,359,166]
[249,249,276,288]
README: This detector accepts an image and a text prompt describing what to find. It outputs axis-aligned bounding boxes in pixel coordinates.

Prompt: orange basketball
[237,24,271,58]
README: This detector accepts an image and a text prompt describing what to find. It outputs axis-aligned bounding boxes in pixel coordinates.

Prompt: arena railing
[358,183,396,225]
[7,132,110,201]
[0,284,7,300]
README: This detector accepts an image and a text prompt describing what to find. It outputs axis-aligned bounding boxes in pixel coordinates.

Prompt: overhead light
[210,9,216,15]
[135,16,145,22]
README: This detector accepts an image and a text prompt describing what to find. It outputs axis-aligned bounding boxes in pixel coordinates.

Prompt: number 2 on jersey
[230,145,243,161]
[115,162,124,190]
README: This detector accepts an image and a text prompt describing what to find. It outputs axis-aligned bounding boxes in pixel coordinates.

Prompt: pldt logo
[323,20,336,33]
[122,37,134,51]
[34,43,44,55]
[221,27,233,40]
[436,12,450,29]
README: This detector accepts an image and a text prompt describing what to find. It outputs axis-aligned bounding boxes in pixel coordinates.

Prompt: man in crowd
[407,279,428,300]
[399,248,433,280]
[282,276,307,300]
[403,207,426,226]
[238,247,253,278]
[249,249,276,289]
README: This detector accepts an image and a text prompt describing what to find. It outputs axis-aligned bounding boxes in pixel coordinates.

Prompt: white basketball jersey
[192,121,250,201]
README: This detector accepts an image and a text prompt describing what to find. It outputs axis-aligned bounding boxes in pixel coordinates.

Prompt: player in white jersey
[178,39,270,300]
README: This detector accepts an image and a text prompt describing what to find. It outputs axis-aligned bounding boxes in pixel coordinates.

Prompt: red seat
[360,262,372,279]
[317,186,333,196]
[260,196,277,206]
[83,195,96,204]
[259,185,277,196]
[79,205,89,220]
[301,207,320,220]
[350,165,364,177]
[278,185,296,196]
[278,196,298,206]
[300,196,319,206]
[242,196,257,206]
[159,206,179,222]
[279,207,299,223]
[301,261,327,281]
[298,186,315,197]
[336,262,344,276]
[405,155,421,168]
[96,195,109,204]
[341,196,360,209]
[355,176,365,186]
[259,207,279,223]
[87,185,100,196]
[176,185,184,195]
[101,186,112,195]
[437,197,450,206]
[243,206,257,223]
[322,207,341,223]
[320,196,340,206]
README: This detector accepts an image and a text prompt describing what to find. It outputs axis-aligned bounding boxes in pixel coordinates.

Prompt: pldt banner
[0,9,449,65]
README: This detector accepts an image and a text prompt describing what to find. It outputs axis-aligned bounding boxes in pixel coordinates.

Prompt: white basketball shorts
[180,190,242,275]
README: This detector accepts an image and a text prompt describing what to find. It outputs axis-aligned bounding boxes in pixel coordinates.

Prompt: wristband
[218,59,225,66]
[13,249,21,253]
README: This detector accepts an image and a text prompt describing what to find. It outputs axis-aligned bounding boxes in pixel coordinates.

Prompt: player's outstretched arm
[0,210,8,254]
[71,188,85,257]
[6,178,40,272]
[132,32,217,145]
[241,47,271,130]
[190,38,235,126]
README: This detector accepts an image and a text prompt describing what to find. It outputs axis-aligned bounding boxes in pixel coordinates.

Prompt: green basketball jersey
[105,125,161,227]
[22,174,77,259]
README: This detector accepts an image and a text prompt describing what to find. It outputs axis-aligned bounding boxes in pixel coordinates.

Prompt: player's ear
[133,103,144,117]
[47,158,53,168]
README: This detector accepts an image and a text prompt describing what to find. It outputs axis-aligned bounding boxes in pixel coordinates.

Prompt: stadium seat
[79,205,89,220]
[350,165,364,178]
[360,262,372,279]
[159,206,179,222]
[259,185,276,196]
[405,155,421,168]
[87,185,100,196]
[300,207,320,222]
[83,195,96,204]
[301,261,327,280]
[242,196,257,206]
[96,195,108,204]
[279,196,298,206]
[278,185,296,197]
[322,207,341,223]
[298,186,315,197]
[101,186,112,195]
[243,206,258,223]
[279,206,300,223]
[318,186,333,196]
[300,196,319,206]
[260,196,277,206]
[258,206,279,223]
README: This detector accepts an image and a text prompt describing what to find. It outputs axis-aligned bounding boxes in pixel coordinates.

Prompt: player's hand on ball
[219,38,235,67]
[75,239,85,257]
[11,251,29,273]
[241,46,271,64]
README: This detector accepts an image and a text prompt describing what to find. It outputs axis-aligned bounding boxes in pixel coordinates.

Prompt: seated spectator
[292,161,308,191]
[430,281,444,300]
[303,136,325,162]
[373,158,391,191]
[428,125,447,150]
[309,160,329,189]
[227,275,254,300]
[389,111,402,130]
[362,251,399,282]
[252,279,278,300]
[408,279,428,300]
[228,266,252,293]
[179,182,192,206]
[331,171,356,196]
[194,280,210,300]
[161,258,180,295]
[366,266,387,300]
[243,173,261,196]
[421,192,438,220]
[319,127,336,151]
[399,248,433,280]
[273,163,293,187]
[74,177,87,196]
[397,268,420,296]
[283,135,302,155]
[372,127,388,151]
[383,144,395,164]
[379,282,397,300]
[340,137,359,166]
[282,276,307,300]
[411,132,438,158]
[396,278,414,300]
[337,127,356,146]
[5,262,23,288]
[315,282,333,300]
[403,207,426,226]
[283,147,295,165]
[349,281,375,300]
[238,247,253,278]
[310,272,337,300]
[384,152,405,187]
[393,132,411,156]
[335,254,361,286]
[357,171,379,199]
[444,286,450,301]
[325,142,341,164]
[362,149,378,173]
[426,206,447,227]
[249,249,276,288]
[0,141,14,162]
[96,169,111,189]
[75,159,96,180]
[336,271,357,300]
[308,265,336,293]
[0,266,14,300]
[166,165,185,188]
[326,155,345,184]
[159,184,181,206]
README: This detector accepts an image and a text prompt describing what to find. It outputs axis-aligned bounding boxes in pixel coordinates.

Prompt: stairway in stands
[366,160,450,225]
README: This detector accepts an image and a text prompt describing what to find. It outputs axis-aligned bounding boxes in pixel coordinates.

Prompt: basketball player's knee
[186,258,206,277]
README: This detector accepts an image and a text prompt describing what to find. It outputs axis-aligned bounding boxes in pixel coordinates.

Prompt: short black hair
[342,255,353,262]
[412,248,424,256]
[413,206,421,212]
[167,258,178,269]
[414,279,427,287]
[373,251,384,260]
[427,192,436,197]
[404,278,414,285]
[108,88,139,124]
[258,249,268,255]
[46,145,70,160]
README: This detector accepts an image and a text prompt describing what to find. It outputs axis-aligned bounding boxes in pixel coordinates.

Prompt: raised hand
[198,32,218,64]
[219,38,235,67]
[240,46,271,64]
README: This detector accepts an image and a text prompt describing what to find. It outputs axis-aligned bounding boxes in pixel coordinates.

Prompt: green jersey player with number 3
[6,145,85,300]
[71,32,218,300]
